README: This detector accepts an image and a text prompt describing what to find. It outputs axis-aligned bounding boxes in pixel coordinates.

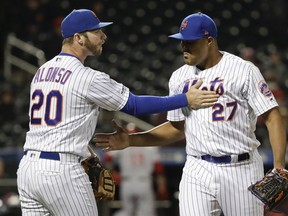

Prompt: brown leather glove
[81,155,115,201]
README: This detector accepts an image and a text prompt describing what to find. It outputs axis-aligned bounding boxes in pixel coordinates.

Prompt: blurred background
[0,0,288,215]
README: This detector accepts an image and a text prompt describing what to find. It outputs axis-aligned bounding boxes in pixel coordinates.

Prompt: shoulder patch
[258,80,272,97]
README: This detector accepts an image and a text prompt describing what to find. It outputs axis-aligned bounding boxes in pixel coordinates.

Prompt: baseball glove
[248,168,288,213]
[81,155,115,201]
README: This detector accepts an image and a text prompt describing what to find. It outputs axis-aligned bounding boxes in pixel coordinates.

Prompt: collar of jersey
[58,52,81,62]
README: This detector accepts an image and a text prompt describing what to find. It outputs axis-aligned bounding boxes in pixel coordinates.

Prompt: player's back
[24,55,103,157]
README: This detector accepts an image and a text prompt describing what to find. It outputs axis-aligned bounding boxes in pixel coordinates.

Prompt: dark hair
[62,32,88,45]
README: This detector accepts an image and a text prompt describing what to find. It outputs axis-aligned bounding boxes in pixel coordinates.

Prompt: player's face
[180,38,209,67]
[82,29,107,56]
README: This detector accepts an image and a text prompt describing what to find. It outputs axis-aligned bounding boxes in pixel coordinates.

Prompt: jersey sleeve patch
[258,80,272,97]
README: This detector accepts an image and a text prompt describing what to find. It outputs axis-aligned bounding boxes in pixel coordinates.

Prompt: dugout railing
[3,33,46,80]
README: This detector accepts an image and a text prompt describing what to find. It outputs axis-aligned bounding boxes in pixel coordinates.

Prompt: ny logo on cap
[181,21,188,30]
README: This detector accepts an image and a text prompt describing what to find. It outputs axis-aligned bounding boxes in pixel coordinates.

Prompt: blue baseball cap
[61,9,113,38]
[169,12,217,40]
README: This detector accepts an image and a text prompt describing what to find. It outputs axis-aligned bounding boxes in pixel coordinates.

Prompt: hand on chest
[182,77,225,96]
[182,76,242,122]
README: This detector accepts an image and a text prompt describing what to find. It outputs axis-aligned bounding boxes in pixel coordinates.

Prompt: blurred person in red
[105,122,168,216]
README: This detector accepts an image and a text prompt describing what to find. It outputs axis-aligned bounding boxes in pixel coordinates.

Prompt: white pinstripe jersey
[24,55,129,158]
[167,51,278,156]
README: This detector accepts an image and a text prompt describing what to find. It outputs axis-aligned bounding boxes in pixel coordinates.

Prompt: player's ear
[207,37,214,46]
[74,33,84,46]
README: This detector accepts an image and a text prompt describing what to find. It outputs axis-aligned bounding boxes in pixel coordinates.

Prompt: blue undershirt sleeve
[120,92,188,116]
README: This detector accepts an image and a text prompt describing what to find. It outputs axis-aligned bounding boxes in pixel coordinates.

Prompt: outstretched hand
[186,80,219,109]
[92,120,130,152]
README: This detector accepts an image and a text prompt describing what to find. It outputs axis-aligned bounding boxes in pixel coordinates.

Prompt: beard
[84,38,102,56]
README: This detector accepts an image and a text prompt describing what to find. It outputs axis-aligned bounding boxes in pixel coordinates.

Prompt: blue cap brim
[77,22,113,35]
[97,22,113,29]
[86,22,113,31]
[168,33,202,41]
[84,22,113,32]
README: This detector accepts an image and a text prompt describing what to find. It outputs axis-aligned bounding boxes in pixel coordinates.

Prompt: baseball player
[107,147,164,216]
[94,13,287,216]
[16,9,219,216]
[105,123,168,216]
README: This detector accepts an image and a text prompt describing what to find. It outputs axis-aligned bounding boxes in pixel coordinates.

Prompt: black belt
[195,153,250,163]
[24,151,60,161]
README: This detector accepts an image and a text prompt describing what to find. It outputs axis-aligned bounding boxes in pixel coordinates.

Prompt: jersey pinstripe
[17,151,98,216]
[24,55,129,158]
[18,54,129,215]
[167,51,278,157]
[179,153,264,216]
[167,51,276,215]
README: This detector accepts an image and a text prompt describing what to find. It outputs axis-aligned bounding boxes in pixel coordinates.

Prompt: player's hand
[93,120,129,152]
[186,80,219,109]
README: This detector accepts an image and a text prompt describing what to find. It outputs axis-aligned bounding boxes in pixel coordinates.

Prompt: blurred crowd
[0,1,287,215]
[0,0,288,157]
